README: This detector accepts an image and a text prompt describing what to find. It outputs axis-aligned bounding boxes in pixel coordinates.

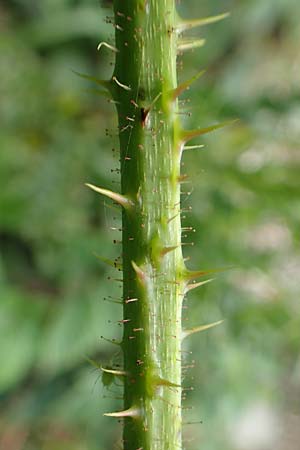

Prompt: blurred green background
[1,0,299,449]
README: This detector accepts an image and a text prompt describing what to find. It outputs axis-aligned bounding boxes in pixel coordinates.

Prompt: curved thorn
[97,41,119,53]
[177,39,206,53]
[177,12,230,33]
[182,320,224,340]
[170,70,206,100]
[112,76,131,91]
[104,406,141,418]
[85,183,134,210]
[185,278,214,293]
[181,120,238,143]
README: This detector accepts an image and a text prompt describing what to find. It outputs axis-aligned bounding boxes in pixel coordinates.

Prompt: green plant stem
[112,1,185,449]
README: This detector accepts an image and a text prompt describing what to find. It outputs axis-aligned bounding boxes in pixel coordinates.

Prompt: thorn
[154,377,181,388]
[161,245,179,257]
[104,406,140,418]
[100,336,121,346]
[177,12,230,33]
[167,213,180,224]
[94,253,123,270]
[170,70,205,100]
[178,174,189,183]
[183,144,205,151]
[72,70,110,90]
[177,39,206,53]
[125,298,138,304]
[97,41,119,53]
[183,266,234,281]
[181,120,238,143]
[85,183,134,210]
[83,88,111,99]
[85,357,102,370]
[185,278,214,293]
[131,261,146,284]
[148,92,162,110]
[101,367,127,376]
[103,297,122,305]
[182,320,224,340]
[140,93,162,128]
[183,421,203,425]
[112,76,131,91]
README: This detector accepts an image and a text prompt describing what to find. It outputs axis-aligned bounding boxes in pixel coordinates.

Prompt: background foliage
[1,0,299,449]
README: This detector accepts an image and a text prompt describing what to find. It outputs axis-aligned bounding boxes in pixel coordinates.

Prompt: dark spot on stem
[140,108,149,127]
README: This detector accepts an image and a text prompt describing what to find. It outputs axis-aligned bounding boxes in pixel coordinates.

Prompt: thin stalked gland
[85,183,134,210]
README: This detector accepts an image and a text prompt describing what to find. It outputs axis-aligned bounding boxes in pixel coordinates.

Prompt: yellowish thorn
[85,183,134,210]
[183,144,205,150]
[184,265,235,281]
[177,12,230,33]
[177,39,206,52]
[101,367,127,376]
[104,406,140,418]
[72,70,110,90]
[185,278,214,293]
[182,320,224,340]
[131,261,146,284]
[181,119,239,143]
[161,246,179,257]
[170,70,206,100]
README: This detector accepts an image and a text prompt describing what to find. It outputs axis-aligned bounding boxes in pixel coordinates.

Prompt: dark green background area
[1,1,299,449]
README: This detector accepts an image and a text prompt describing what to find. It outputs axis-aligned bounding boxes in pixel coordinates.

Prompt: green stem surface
[112,1,185,449]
